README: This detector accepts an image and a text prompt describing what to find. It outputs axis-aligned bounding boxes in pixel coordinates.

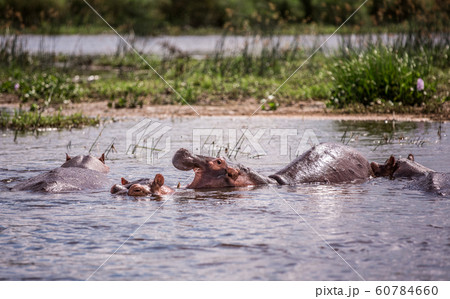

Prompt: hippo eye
[216,160,222,165]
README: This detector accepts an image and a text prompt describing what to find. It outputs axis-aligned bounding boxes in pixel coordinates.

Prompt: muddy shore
[1,96,448,122]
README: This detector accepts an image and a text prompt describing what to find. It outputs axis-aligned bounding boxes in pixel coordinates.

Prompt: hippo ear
[121,178,129,185]
[407,154,414,161]
[150,174,165,194]
[99,153,105,164]
[386,155,396,167]
[153,174,165,187]
[370,162,380,176]
[66,153,71,161]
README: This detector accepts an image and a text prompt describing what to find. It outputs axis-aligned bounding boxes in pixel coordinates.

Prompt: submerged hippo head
[127,183,152,197]
[128,174,173,196]
[172,148,270,188]
[370,155,398,178]
[62,153,109,174]
[371,154,434,179]
[111,174,174,197]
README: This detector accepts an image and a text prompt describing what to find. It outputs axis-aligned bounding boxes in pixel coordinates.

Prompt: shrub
[327,45,436,108]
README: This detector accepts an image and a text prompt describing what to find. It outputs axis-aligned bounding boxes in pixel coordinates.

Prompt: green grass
[0,31,448,116]
[327,45,448,109]
[0,110,100,131]
[1,48,447,111]
[86,48,332,106]
[1,71,84,105]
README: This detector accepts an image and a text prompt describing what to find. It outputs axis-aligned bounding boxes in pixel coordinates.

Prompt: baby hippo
[111,174,174,197]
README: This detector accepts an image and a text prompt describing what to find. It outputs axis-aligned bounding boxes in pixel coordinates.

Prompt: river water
[1,34,409,56]
[0,117,449,280]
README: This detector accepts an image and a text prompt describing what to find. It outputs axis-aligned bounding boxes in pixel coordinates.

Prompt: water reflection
[334,120,419,136]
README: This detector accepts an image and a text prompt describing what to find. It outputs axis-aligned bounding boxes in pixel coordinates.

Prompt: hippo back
[61,155,109,174]
[11,167,110,192]
[269,143,373,184]
[407,172,450,196]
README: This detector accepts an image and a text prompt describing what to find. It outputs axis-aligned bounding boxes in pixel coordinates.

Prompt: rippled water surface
[0,117,449,280]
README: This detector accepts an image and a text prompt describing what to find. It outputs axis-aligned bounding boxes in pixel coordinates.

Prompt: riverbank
[1,33,448,130]
[62,101,450,122]
[1,98,447,122]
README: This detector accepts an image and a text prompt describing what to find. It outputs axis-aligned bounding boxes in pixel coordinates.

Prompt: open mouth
[172,148,210,171]
[172,148,239,188]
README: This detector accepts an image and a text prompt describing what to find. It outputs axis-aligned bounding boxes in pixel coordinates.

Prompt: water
[0,34,413,56]
[0,117,449,280]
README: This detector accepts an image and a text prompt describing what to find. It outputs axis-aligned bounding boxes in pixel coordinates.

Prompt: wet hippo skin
[269,143,373,184]
[172,143,374,189]
[409,172,450,196]
[371,154,434,179]
[371,154,450,196]
[11,154,110,192]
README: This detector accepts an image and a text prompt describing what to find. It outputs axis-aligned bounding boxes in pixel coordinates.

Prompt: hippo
[370,154,434,179]
[371,154,450,196]
[110,174,175,197]
[172,143,374,188]
[409,172,450,196]
[11,154,110,192]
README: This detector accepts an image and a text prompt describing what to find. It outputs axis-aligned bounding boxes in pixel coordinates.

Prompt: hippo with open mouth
[172,143,374,188]
[11,154,110,192]
[371,154,450,196]
[110,174,175,197]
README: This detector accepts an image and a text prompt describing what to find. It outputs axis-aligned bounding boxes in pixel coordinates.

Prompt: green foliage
[261,100,279,111]
[0,110,99,131]
[0,71,82,104]
[66,0,165,35]
[160,0,225,28]
[310,0,368,26]
[327,45,439,108]
[0,0,448,35]
[0,19,448,115]
[108,95,143,109]
[0,0,66,31]
[82,41,330,105]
